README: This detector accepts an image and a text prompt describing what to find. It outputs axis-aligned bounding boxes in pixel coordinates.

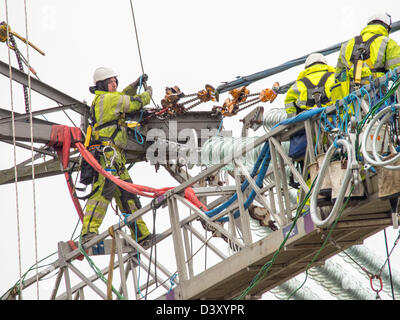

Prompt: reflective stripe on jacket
[91,87,151,149]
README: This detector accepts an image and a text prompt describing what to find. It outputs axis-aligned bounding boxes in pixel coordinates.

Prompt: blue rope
[215,118,224,136]
[333,136,340,149]
[121,212,131,227]
[360,87,372,108]
[134,110,144,145]
[134,75,145,145]
[168,273,178,293]
[369,75,378,106]
[203,108,326,222]
[390,69,399,82]
[347,93,362,121]
[204,141,270,220]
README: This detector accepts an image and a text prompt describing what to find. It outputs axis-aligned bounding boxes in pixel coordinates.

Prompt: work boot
[138,233,160,248]
[81,232,97,243]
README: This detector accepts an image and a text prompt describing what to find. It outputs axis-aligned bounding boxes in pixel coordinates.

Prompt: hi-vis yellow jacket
[91,86,151,150]
[335,24,400,85]
[284,64,345,117]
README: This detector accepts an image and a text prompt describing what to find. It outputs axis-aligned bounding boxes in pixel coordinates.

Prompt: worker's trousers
[81,148,150,242]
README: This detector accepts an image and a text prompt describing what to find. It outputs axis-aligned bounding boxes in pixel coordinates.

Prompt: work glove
[133,74,148,89]
[125,74,148,96]
[145,85,153,98]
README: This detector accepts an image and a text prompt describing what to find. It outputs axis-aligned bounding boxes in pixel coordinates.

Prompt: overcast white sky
[1,0,400,300]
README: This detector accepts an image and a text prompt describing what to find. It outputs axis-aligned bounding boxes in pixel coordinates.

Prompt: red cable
[48,125,208,222]
[76,142,173,198]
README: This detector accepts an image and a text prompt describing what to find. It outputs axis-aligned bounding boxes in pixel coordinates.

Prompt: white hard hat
[93,67,117,85]
[367,13,392,28]
[304,53,327,68]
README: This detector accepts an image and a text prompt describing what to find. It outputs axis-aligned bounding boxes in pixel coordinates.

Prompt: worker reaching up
[335,12,400,93]
[284,53,345,118]
[80,66,155,245]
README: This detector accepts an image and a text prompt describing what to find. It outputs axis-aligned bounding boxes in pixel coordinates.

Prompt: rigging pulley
[0,22,45,56]
[155,84,218,118]
[212,82,280,117]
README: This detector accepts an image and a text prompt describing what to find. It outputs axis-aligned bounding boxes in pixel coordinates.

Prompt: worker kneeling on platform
[80,66,155,245]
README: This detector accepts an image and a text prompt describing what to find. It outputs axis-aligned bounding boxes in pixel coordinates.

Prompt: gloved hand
[145,85,153,98]
[128,74,148,95]
[133,74,148,87]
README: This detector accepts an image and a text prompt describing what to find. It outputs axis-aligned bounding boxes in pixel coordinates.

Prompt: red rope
[75,141,173,198]
[47,125,84,221]
[48,125,208,222]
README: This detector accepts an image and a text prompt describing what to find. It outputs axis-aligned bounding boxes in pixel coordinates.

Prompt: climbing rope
[5,0,23,299]
[287,186,354,299]
[22,0,40,299]
[145,200,159,299]
[336,228,400,300]
[383,228,395,300]
[129,0,159,109]
[0,216,84,300]
[77,233,125,300]
[234,177,317,300]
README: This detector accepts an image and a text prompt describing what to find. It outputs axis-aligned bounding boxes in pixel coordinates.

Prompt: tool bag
[79,147,101,185]
[288,128,307,160]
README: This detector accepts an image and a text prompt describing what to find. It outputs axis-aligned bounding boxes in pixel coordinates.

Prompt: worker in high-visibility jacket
[335,13,400,92]
[284,53,345,118]
[80,67,154,244]
[285,53,345,214]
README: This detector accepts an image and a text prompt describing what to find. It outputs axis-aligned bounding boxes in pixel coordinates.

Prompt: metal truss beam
[0,59,89,115]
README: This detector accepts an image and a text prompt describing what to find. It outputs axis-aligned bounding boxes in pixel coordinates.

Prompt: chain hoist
[0,22,44,113]
[212,82,280,117]
[155,84,218,118]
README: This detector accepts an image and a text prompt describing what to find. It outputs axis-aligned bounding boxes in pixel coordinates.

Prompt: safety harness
[350,34,384,85]
[298,71,333,108]
[80,97,127,185]
[87,94,143,147]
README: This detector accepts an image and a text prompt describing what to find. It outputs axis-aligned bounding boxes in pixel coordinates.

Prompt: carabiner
[369,274,383,299]
[102,145,116,168]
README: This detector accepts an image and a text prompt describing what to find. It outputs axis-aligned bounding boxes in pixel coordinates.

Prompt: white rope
[23,0,40,300]
[129,0,145,74]
[128,0,159,108]
[5,0,23,298]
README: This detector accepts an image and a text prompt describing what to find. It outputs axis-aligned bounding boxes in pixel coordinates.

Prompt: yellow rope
[107,226,116,300]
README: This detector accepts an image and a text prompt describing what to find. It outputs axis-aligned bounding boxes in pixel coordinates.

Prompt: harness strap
[350,34,383,84]
[350,34,382,63]
[75,185,100,200]
[298,71,333,107]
